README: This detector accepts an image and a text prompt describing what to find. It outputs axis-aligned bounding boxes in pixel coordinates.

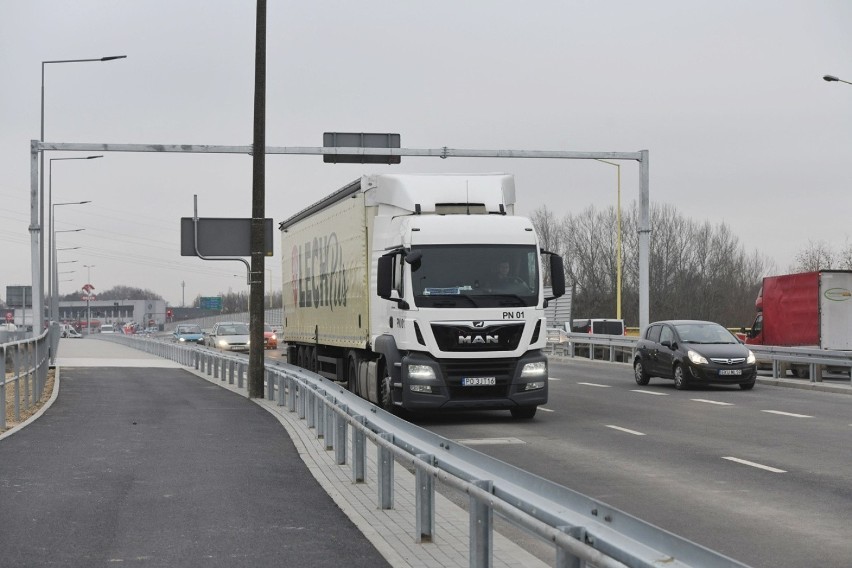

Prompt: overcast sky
[2,1,851,308]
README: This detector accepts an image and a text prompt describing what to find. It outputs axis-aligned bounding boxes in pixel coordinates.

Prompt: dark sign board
[180,218,274,257]
[323,132,401,164]
[6,285,32,308]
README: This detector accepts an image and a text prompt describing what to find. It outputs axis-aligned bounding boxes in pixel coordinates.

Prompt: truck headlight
[408,364,436,380]
[521,362,547,378]
[747,350,756,364]
[687,350,708,365]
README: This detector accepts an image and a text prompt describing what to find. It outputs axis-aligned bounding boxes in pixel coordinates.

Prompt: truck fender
[373,335,403,382]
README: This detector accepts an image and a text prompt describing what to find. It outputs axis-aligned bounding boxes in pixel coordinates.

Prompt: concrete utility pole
[248,0,268,398]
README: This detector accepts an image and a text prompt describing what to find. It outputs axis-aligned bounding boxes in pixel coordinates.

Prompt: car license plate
[718,369,742,376]
[461,377,496,386]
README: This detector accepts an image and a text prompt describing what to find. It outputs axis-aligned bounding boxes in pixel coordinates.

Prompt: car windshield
[675,323,737,344]
[410,244,540,308]
[219,324,249,335]
[179,325,201,334]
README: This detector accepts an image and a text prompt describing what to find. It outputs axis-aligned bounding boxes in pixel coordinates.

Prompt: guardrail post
[228,359,236,385]
[352,415,366,483]
[287,375,297,412]
[555,526,586,568]
[470,479,494,568]
[276,373,285,406]
[266,368,275,400]
[1,346,6,429]
[377,432,394,510]
[305,389,315,428]
[415,453,435,543]
[323,395,334,449]
[335,404,347,464]
[315,393,326,440]
[297,381,306,419]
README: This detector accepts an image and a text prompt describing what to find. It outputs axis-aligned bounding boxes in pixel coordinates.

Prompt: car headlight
[687,350,708,365]
[271,334,277,340]
[408,364,436,380]
[178,337,186,342]
[747,350,756,364]
[217,339,229,347]
[521,361,547,378]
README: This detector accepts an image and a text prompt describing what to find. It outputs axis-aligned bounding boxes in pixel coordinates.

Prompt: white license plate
[718,369,742,376]
[461,377,496,386]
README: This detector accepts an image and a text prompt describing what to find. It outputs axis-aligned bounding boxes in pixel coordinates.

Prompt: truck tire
[510,406,537,419]
[377,358,400,415]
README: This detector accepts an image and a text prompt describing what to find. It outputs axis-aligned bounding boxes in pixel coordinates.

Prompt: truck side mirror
[377,255,393,299]
[548,254,565,298]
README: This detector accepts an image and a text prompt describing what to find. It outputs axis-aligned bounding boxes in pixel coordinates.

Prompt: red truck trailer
[743,270,852,376]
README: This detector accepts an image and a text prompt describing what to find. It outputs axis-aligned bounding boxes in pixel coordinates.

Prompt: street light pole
[51,205,90,322]
[823,74,852,86]
[36,55,125,335]
[595,159,623,320]
[84,264,95,335]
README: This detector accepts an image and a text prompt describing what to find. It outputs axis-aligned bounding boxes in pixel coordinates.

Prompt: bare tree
[792,240,837,272]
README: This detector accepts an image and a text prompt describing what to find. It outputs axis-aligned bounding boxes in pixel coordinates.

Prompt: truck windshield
[410,245,539,308]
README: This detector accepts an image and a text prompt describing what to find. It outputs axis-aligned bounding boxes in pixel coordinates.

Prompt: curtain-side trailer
[280,173,565,419]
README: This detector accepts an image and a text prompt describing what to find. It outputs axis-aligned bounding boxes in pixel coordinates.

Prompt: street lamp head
[824,75,839,82]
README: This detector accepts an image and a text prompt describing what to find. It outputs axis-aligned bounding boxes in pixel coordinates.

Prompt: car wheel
[633,359,651,386]
[510,406,537,420]
[673,364,689,390]
[739,380,756,390]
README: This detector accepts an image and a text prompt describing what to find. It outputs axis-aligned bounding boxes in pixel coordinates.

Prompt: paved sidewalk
[0,338,549,568]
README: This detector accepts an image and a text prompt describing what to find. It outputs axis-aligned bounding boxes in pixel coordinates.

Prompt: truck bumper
[398,350,548,411]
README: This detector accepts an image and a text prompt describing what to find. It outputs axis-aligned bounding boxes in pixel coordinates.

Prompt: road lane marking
[722,457,786,473]
[631,390,668,396]
[578,382,611,387]
[606,425,646,436]
[456,437,527,446]
[548,377,561,381]
[761,410,813,418]
[691,399,735,406]
[538,407,555,412]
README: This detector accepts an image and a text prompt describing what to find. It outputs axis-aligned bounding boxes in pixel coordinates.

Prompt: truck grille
[431,322,525,352]
[439,358,516,399]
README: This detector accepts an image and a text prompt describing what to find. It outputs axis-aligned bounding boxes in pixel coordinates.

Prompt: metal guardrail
[546,330,852,382]
[1,330,51,430]
[102,333,749,568]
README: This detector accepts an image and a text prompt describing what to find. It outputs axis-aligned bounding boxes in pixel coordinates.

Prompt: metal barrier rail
[1,331,50,430]
[547,330,852,382]
[102,334,749,568]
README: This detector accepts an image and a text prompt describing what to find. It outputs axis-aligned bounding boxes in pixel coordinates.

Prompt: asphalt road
[413,357,852,568]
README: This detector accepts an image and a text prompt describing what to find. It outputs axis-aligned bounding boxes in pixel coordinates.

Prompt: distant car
[633,320,757,390]
[263,324,278,350]
[101,324,116,334]
[0,322,19,332]
[207,321,250,352]
[65,326,83,338]
[174,324,204,344]
[144,327,159,335]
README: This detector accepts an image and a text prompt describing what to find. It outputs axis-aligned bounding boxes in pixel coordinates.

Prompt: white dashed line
[577,382,611,388]
[762,410,813,418]
[722,457,786,473]
[691,399,735,406]
[538,407,555,412]
[606,425,646,436]
[631,390,668,396]
[548,377,561,381]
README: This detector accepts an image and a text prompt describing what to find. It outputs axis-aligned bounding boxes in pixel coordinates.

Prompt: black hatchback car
[633,320,757,390]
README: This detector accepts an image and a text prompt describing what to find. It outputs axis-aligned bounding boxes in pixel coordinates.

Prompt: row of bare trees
[531,203,773,328]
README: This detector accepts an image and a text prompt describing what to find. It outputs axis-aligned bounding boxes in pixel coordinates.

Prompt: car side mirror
[661,340,672,349]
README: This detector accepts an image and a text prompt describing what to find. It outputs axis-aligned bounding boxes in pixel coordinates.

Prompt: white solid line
[538,407,555,412]
[548,377,561,381]
[691,399,735,406]
[722,456,787,473]
[606,425,646,436]
[631,389,668,396]
[577,382,611,388]
[762,410,813,418]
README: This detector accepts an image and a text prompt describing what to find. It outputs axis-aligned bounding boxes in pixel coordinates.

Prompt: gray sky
[2,1,851,308]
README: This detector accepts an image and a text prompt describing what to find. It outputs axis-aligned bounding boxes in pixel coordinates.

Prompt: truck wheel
[673,364,689,390]
[634,359,651,386]
[510,406,537,419]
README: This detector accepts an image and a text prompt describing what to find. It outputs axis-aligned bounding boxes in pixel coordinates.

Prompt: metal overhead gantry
[29,140,651,334]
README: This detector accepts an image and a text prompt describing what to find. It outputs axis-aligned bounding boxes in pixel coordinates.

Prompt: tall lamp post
[595,159,623,320]
[36,55,125,335]
[823,74,852,86]
[51,204,90,322]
